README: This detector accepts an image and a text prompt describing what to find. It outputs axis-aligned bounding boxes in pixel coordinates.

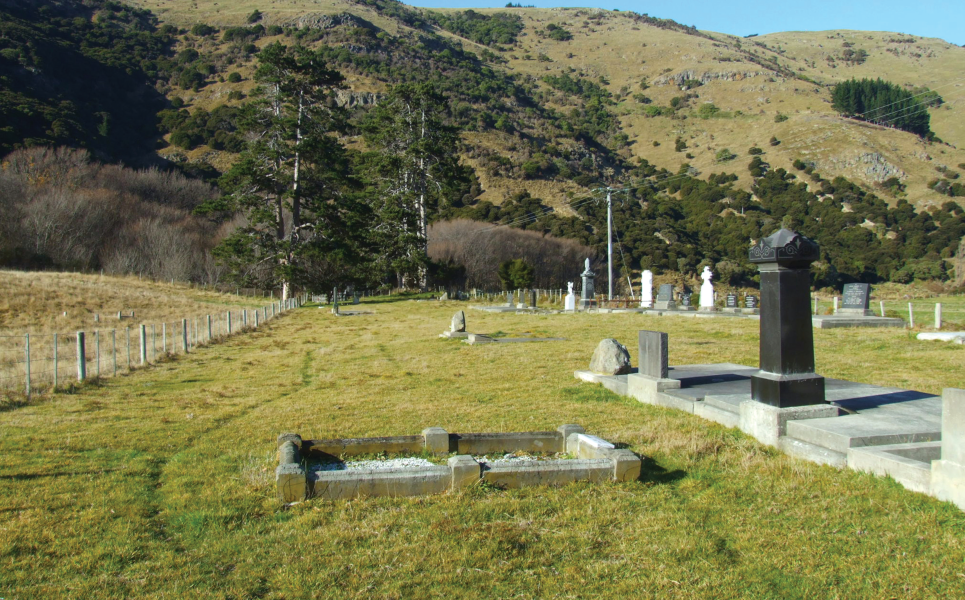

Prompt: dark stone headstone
[638,330,669,379]
[726,294,739,308]
[529,289,537,308]
[838,283,873,316]
[579,259,596,309]
[654,284,676,310]
[680,293,692,307]
[748,228,825,408]
[745,295,759,309]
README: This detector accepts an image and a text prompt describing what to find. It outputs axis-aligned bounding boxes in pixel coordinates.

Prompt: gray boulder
[450,310,466,332]
[589,338,632,375]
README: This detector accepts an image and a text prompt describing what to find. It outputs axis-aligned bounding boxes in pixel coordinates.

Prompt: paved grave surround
[275,426,641,502]
[573,361,965,507]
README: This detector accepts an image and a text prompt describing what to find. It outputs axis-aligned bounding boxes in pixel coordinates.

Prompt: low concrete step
[694,401,740,428]
[779,436,848,467]
[786,413,941,454]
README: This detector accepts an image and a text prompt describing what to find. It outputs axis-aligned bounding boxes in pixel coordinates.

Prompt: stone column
[579,258,595,310]
[749,229,825,407]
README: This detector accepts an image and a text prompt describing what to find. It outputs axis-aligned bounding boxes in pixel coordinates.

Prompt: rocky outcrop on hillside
[654,70,767,86]
[825,152,907,183]
[333,90,381,108]
[287,12,376,31]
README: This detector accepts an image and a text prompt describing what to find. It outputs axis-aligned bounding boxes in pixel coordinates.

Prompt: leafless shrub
[428,219,596,289]
[0,146,226,282]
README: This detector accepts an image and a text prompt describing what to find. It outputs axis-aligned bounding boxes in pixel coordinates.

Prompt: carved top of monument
[581,257,594,277]
[567,281,574,295]
[748,228,819,267]
[700,266,713,283]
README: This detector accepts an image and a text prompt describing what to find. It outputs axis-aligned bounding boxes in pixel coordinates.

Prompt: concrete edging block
[627,373,681,407]
[848,442,939,493]
[931,460,965,510]
[739,400,838,447]
[422,427,450,454]
[483,459,613,489]
[276,463,307,503]
[448,455,481,489]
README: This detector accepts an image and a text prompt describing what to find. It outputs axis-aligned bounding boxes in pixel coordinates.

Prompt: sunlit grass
[1,296,964,598]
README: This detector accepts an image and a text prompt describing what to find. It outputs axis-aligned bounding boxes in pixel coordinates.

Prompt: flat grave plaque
[842,283,871,310]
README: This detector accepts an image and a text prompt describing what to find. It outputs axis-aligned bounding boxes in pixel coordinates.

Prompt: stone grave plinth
[653,284,676,310]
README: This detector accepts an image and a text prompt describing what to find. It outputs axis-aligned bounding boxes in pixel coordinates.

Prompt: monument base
[698,306,717,312]
[750,370,826,408]
[653,301,676,310]
[835,308,875,317]
[578,299,597,310]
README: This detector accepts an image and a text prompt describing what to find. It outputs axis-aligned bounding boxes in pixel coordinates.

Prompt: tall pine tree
[214,43,354,298]
[362,83,461,290]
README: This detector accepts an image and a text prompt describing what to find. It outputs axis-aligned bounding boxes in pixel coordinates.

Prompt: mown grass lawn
[1,298,964,598]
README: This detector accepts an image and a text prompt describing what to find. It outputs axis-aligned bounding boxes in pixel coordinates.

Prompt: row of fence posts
[10,295,306,398]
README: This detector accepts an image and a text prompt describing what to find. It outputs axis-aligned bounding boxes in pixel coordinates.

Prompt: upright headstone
[451,311,466,333]
[529,289,537,308]
[748,229,825,407]
[745,295,759,309]
[564,281,576,311]
[640,270,653,308]
[726,294,739,308]
[654,284,676,310]
[699,267,715,311]
[638,331,669,379]
[506,291,514,307]
[579,258,596,310]
[679,292,695,311]
[837,283,873,316]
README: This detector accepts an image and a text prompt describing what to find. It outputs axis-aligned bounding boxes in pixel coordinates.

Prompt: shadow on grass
[637,456,687,485]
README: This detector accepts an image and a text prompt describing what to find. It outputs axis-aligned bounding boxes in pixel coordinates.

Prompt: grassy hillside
[127,0,965,210]
[2,298,965,597]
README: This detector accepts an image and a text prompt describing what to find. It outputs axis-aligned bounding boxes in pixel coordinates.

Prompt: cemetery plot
[276,426,641,502]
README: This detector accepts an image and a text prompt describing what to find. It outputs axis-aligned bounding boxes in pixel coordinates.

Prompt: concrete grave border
[275,425,641,502]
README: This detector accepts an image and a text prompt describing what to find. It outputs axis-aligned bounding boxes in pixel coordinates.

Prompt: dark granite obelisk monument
[748,229,826,408]
[579,258,595,310]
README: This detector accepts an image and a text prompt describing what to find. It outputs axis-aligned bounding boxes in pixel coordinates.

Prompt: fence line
[0,295,307,397]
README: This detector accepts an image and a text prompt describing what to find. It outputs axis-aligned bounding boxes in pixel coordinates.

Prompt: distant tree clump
[543,24,573,41]
[497,258,535,289]
[832,78,933,138]
[428,10,524,46]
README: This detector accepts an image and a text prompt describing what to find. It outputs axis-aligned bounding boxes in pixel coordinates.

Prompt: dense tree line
[832,78,934,138]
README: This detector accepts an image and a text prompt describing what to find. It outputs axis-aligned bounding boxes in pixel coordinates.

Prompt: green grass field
[2,297,965,598]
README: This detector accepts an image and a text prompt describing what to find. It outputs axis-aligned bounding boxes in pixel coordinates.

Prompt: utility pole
[606,188,613,301]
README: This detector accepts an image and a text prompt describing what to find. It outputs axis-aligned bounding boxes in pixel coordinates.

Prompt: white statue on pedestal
[640,270,653,308]
[564,281,576,311]
[699,266,715,309]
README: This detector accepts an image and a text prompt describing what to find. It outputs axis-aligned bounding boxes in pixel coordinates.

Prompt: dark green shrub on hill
[428,10,523,46]
[832,78,932,137]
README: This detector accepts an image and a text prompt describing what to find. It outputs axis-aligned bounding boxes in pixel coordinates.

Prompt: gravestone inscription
[726,294,738,308]
[745,295,759,309]
[838,283,873,316]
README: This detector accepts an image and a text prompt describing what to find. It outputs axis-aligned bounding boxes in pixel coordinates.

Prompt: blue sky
[407,0,965,46]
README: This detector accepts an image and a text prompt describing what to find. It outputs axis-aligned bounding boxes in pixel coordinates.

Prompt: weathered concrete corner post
[748,228,826,407]
[579,258,595,310]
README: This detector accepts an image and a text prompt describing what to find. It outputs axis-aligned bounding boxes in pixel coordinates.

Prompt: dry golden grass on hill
[131,0,965,208]
[0,270,270,335]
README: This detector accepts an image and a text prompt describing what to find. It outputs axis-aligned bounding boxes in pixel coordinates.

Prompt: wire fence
[0,295,307,398]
